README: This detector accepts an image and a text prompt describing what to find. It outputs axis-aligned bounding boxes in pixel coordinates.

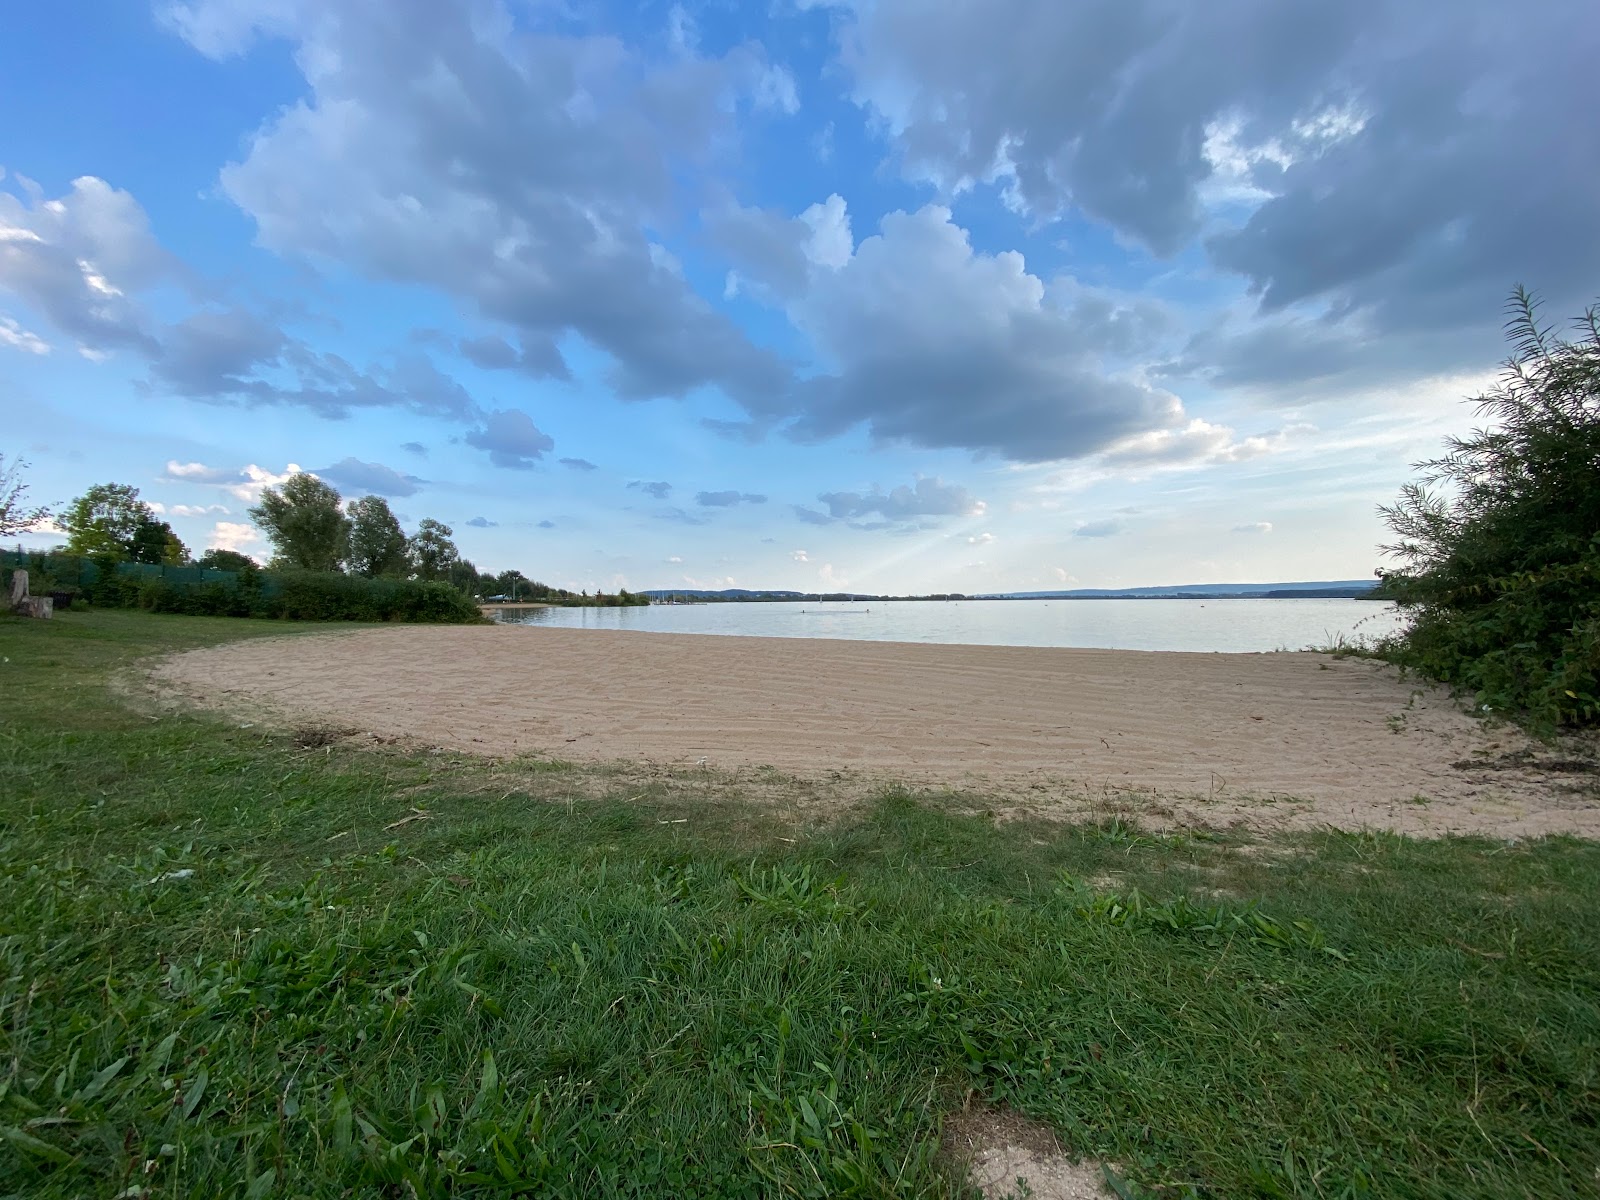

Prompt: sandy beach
[150,625,1596,837]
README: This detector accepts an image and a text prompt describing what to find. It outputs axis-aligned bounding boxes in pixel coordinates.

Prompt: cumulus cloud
[560,457,598,471]
[696,490,767,507]
[163,460,302,503]
[666,555,684,563]
[815,475,984,522]
[716,200,1184,460]
[465,409,554,469]
[967,532,994,545]
[313,457,422,497]
[628,480,673,500]
[401,441,427,456]
[208,520,262,554]
[791,549,809,562]
[1232,521,1274,534]
[0,174,167,358]
[165,0,792,412]
[1073,519,1123,538]
[537,519,555,529]
[1,175,484,419]
[466,516,498,528]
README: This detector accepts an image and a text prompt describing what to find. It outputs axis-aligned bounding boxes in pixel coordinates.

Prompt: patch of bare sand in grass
[147,625,1599,837]
[942,1106,1113,1200]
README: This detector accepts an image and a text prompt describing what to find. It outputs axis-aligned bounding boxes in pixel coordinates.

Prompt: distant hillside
[641,581,1380,602]
[992,580,1380,600]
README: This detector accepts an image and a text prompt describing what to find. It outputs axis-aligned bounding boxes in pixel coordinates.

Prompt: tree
[1379,288,1600,727]
[63,482,152,559]
[248,473,349,572]
[408,518,460,582]
[447,557,483,596]
[346,495,409,578]
[0,454,51,537]
[196,548,256,572]
[130,516,188,565]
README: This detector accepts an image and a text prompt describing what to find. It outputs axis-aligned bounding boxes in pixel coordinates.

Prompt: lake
[486,598,1403,654]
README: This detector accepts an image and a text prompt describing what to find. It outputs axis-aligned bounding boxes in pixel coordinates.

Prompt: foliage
[1379,288,1600,727]
[0,453,52,537]
[346,495,409,578]
[249,473,350,572]
[268,570,482,622]
[408,517,460,582]
[195,548,256,572]
[79,564,480,623]
[129,516,188,565]
[1,611,1597,1198]
[61,482,152,559]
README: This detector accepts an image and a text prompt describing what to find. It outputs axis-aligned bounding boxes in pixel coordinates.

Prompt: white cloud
[208,521,262,554]
[1232,521,1274,534]
[966,532,994,545]
[0,315,49,354]
[162,460,303,503]
[1100,418,1299,469]
[666,555,684,563]
[819,563,849,588]
[148,501,230,517]
[791,549,809,562]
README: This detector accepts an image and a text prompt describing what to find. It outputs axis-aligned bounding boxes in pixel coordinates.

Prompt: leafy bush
[267,570,481,623]
[7,552,481,624]
[1379,289,1600,727]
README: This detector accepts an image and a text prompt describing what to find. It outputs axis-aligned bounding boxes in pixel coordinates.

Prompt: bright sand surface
[151,625,1598,837]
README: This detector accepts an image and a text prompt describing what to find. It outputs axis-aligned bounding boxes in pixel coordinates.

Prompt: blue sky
[3,0,1595,592]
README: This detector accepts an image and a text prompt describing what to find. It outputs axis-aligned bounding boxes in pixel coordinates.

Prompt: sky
[2,0,1596,594]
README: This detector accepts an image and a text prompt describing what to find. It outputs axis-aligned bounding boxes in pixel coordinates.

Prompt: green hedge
[3,556,482,624]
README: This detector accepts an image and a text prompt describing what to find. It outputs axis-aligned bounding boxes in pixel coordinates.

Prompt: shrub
[2,552,482,625]
[1379,288,1600,728]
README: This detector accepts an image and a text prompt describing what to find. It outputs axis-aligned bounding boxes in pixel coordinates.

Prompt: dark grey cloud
[1074,519,1123,538]
[464,408,555,469]
[695,490,768,507]
[537,519,555,529]
[171,0,793,414]
[559,457,598,471]
[466,516,498,528]
[148,314,477,419]
[401,441,428,456]
[459,333,568,380]
[815,476,981,522]
[628,480,673,500]
[820,0,1599,370]
[313,457,423,498]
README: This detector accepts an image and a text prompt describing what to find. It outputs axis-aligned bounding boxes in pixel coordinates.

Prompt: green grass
[2,611,1598,1198]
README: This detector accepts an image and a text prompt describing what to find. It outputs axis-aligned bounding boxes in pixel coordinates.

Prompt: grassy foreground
[2,612,1598,1198]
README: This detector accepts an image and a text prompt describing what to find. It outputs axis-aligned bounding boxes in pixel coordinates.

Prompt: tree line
[3,465,644,606]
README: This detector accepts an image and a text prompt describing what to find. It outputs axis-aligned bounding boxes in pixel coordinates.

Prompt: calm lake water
[488,598,1403,654]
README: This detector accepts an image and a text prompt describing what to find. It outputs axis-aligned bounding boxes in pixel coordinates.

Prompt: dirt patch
[146,625,1599,837]
[942,1106,1112,1200]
